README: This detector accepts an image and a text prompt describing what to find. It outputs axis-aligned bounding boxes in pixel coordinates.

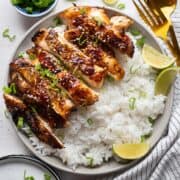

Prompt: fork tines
[132,0,167,28]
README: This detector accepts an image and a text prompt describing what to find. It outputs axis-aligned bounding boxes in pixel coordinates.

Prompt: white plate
[0,155,61,180]
[4,6,174,176]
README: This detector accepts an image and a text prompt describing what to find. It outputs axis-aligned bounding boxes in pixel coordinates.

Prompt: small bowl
[14,0,59,18]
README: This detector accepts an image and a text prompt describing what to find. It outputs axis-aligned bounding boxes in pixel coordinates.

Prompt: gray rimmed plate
[3,6,174,176]
[0,155,61,180]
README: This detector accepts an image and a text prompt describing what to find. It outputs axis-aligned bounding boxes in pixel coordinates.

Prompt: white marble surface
[0,1,179,180]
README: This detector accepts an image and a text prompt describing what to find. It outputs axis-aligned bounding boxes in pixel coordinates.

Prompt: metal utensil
[147,0,177,22]
[147,0,180,65]
[133,0,180,66]
[132,0,169,40]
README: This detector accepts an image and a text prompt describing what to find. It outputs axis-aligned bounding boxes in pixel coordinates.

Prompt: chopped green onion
[11,0,23,5]
[86,157,94,167]
[35,63,42,71]
[141,135,145,142]
[148,116,155,125]
[79,8,87,15]
[107,76,115,82]
[77,34,87,46]
[117,3,125,9]
[11,83,16,94]
[87,118,93,125]
[35,63,56,79]
[11,0,54,14]
[32,0,54,8]
[130,28,141,36]
[3,86,12,94]
[139,90,147,98]
[31,106,37,113]
[29,53,36,60]
[44,173,51,180]
[93,16,103,26]
[18,51,26,58]
[17,117,24,129]
[22,126,33,137]
[136,36,145,48]
[2,28,16,42]
[141,133,151,142]
[129,65,139,74]
[24,170,35,180]
[3,83,16,94]
[53,17,63,26]
[25,7,33,14]
[129,97,136,110]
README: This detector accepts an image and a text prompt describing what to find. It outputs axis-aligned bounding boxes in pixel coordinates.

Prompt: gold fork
[132,0,169,40]
[146,0,180,65]
[146,0,177,36]
[132,0,180,66]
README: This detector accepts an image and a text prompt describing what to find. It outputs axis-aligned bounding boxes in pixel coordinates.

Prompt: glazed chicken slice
[32,28,106,88]
[3,93,63,148]
[10,58,74,123]
[27,47,99,106]
[3,93,27,116]
[59,6,134,57]
[10,70,71,128]
[64,28,125,80]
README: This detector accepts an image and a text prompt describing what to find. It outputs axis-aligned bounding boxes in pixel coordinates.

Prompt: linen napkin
[114,7,180,180]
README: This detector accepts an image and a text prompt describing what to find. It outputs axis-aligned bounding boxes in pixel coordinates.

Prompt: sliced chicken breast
[64,28,125,80]
[32,28,106,88]
[27,47,99,106]
[3,93,64,148]
[10,58,74,122]
[59,6,134,57]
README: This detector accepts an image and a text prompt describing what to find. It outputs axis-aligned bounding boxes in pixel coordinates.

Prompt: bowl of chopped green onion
[11,0,58,17]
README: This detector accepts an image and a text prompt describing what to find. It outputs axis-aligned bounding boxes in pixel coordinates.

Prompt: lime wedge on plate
[112,143,150,160]
[155,67,180,95]
[103,0,118,6]
[142,44,175,69]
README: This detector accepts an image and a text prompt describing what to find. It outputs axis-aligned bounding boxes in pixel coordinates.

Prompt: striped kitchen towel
[114,5,180,180]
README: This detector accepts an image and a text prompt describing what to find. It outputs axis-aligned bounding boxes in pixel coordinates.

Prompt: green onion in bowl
[11,0,58,17]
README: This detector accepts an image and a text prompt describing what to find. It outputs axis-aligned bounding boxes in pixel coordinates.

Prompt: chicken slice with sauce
[3,93,64,148]
[27,46,99,106]
[32,28,106,88]
[64,28,125,80]
[10,58,74,124]
[59,6,134,57]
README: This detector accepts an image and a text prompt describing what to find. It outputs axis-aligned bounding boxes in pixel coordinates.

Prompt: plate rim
[0,154,61,180]
[5,5,173,176]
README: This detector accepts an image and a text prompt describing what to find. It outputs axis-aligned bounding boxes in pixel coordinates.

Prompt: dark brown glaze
[27,47,99,106]
[3,94,63,148]
[26,112,64,148]
[64,28,125,80]
[32,28,106,88]
[46,29,95,76]
[10,59,74,122]
[3,93,27,116]
[60,6,134,57]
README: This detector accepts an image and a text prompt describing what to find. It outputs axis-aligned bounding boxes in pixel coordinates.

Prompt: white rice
[29,27,166,168]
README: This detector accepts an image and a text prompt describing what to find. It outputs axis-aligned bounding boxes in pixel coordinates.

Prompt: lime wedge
[142,44,175,69]
[112,143,150,160]
[103,0,118,6]
[155,67,180,95]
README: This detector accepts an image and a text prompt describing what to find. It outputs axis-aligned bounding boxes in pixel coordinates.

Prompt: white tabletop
[0,1,179,180]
